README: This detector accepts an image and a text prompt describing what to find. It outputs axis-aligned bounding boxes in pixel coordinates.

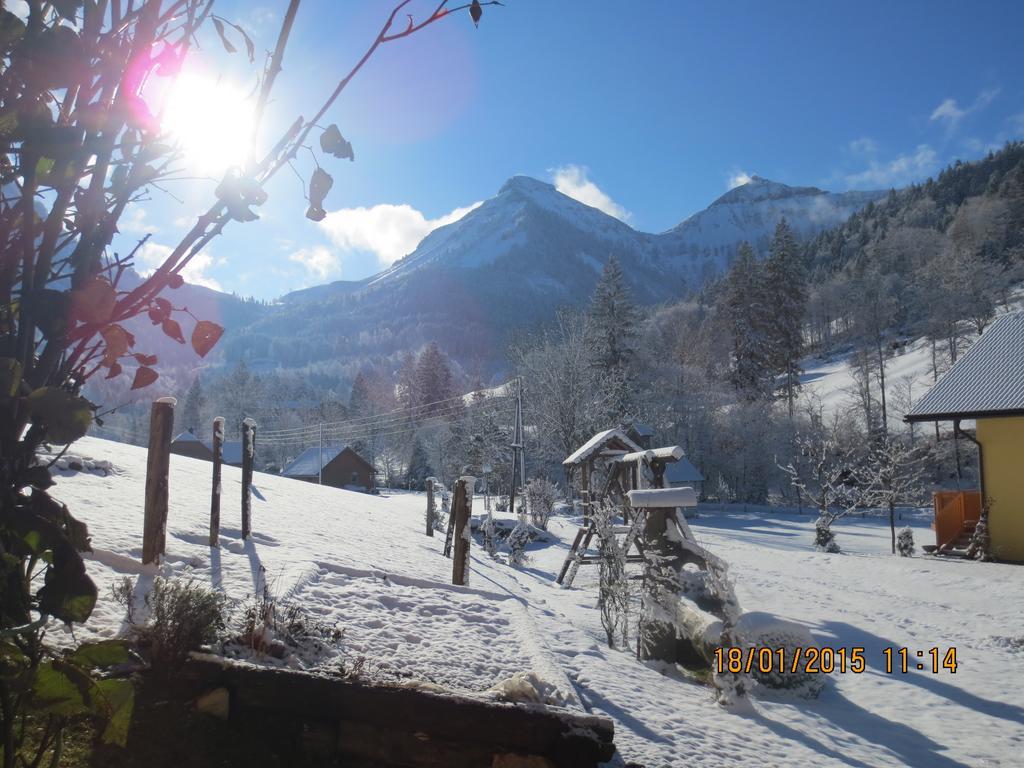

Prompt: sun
[159,69,256,176]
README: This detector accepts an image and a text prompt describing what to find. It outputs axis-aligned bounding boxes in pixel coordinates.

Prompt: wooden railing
[932,490,982,550]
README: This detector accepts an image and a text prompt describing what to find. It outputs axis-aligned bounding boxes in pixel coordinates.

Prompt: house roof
[563,429,642,466]
[664,458,704,484]
[282,444,374,477]
[201,440,244,464]
[172,430,202,443]
[906,312,1024,422]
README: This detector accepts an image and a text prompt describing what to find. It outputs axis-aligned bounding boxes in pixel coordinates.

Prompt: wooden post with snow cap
[241,418,256,539]
[142,397,175,565]
[451,476,475,586]
[425,477,436,537]
[628,486,702,664]
[210,416,225,547]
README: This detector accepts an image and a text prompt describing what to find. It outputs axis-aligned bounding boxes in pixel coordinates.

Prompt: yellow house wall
[978,416,1024,562]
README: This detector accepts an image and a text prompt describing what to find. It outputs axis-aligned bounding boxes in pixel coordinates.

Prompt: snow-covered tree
[415,342,457,414]
[181,376,205,438]
[780,432,861,553]
[524,477,559,530]
[587,256,641,418]
[723,242,773,400]
[763,218,807,417]
[857,436,926,554]
[406,438,432,490]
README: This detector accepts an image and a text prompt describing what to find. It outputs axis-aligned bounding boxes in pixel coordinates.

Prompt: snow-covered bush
[435,485,450,532]
[896,526,915,557]
[136,578,228,668]
[594,501,630,649]
[525,477,559,529]
[814,516,841,553]
[507,520,531,567]
[734,613,825,699]
[495,495,509,512]
[482,512,498,557]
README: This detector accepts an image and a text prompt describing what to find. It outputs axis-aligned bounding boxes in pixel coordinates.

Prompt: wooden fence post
[210,416,224,547]
[143,397,175,565]
[425,477,435,537]
[241,418,256,539]
[451,476,475,586]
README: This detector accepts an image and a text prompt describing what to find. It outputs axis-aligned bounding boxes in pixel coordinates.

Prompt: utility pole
[318,422,324,485]
[508,377,526,520]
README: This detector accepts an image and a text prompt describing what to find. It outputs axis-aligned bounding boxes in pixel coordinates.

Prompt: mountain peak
[711,176,826,207]
[498,175,556,195]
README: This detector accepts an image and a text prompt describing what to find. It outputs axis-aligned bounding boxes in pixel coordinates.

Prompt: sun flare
[160,70,255,176]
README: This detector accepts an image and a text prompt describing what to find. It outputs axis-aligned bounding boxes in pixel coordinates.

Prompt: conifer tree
[415,343,457,415]
[587,256,641,418]
[181,377,205,438]
[764,218,807,417]
[724,242,773,400]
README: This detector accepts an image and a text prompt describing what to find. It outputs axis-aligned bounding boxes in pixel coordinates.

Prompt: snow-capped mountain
[660,176,887,271]
[214,174,886,374]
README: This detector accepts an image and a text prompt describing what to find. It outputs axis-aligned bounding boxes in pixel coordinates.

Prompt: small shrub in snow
[507,520,531,566]
[524,477,559,530]
[236,581,343,662]
[594,501,630,649]
[814,516,840,553]
[482,512,498,557]
[735,613,824,699]
[136,577,227,669]
[494,495,509,513]
[896,526,915,556]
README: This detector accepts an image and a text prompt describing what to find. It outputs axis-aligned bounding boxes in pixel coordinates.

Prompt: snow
[563,428,641,466]
[280,444,347,477]
[48,437,1024,767]
[627,487,698,508]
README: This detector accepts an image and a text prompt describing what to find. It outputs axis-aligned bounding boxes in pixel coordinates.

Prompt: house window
[351,472,359,484]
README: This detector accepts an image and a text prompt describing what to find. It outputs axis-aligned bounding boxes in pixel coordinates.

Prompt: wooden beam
[210,416,224,547]
[143,398,175,564]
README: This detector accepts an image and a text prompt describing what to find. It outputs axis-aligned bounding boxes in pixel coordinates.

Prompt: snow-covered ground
[800,288,1024,427]
[50,437,1024,767]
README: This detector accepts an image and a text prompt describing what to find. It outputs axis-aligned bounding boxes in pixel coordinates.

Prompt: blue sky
[123,0,1024,298]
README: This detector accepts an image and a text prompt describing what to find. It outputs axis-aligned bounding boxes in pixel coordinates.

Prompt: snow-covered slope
[663,176,887,269]
[48,437,1024,767]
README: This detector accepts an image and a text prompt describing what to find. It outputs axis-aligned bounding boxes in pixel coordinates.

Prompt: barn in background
[282,444,376,493]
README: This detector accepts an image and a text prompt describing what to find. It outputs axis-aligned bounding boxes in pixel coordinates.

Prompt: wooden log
[451,476,474,586]
[425,477,435,537]
[182,655,615,767]
[143,397,175,565]
[241,418,256,539]
[209,416,224,547]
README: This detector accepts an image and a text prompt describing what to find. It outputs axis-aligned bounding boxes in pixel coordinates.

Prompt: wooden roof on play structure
[563,428,642,467]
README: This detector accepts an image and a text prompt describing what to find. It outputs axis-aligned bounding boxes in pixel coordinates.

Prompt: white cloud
[930,87,1000,127]
[551,165,632,221]
[288,246,339,280]
[726,170,753,189]
[848,137,879,155]
[135,241,223,291]
[319,201,482,267]
[845,144,939,188]
[119,204,155,235]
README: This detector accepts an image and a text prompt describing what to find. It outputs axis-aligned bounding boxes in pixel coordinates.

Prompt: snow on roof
[907,312,1024,421]
[628,423,655,437]
[172,430,202,443]
[627,487,697,508]
[665,458,704,484]
[563,428,642,466]
[282,444,348,477]
[201,440,243,464]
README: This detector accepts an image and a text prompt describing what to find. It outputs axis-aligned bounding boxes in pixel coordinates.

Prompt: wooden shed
[170,430,214,461]
[282,444,376,493]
